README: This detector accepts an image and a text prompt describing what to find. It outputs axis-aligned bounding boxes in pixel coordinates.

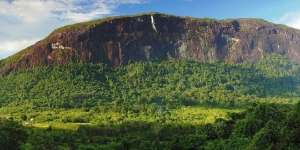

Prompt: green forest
[1,54,300,149]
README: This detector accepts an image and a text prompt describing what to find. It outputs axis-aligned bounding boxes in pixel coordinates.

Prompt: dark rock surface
[1,13,300,74]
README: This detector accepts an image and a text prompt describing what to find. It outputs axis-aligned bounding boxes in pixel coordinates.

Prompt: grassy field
[0,105,242,129]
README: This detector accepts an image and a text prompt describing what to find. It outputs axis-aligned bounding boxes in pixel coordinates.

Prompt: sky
[1,0,300,59]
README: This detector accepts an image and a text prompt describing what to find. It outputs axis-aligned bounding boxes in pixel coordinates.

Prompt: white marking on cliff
[118,42,123,64]
[51,42,72,50]
[47,55,53,60]
[151,15,158,32]
[231,38,240,42]
[258,47,264,58]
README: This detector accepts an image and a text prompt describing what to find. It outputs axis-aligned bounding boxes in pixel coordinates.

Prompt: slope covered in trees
[0,54,300,149]
[0,54,299,109]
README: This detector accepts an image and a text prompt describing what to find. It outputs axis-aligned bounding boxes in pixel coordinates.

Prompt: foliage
[0,103,296,150]
[1,54,299,110]
[0,54,300,149]
[0,118,27,150]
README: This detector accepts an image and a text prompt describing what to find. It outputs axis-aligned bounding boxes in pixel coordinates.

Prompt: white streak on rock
[231,38,240,42]
[151,15,157,32]
[258,47,264,58]
[51,42,72,50]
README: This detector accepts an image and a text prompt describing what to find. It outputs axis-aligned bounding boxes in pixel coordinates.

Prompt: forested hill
[0,54,299,109]
[1,54,300,149]
[1,13,300,74]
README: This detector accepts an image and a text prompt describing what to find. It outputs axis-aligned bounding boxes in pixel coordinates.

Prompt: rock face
[1,13,300,74]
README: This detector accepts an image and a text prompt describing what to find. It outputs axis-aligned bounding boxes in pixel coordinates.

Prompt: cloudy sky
[1,0,300,59]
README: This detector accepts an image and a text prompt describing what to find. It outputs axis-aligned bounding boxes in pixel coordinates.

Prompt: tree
[0,118,27,150]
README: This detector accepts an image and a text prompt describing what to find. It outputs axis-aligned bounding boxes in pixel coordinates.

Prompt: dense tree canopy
[0,54,300,149]
[0,54,299,110]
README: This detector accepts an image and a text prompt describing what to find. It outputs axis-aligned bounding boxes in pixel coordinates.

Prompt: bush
[0,118,27,150]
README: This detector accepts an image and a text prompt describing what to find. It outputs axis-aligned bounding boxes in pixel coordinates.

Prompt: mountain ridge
[1,12,300,74]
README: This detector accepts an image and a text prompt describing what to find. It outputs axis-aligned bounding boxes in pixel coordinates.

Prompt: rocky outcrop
[1,13,300,74]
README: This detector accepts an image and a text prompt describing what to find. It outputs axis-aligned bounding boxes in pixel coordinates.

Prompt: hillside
[1,13,300,150]
[1,54,300,149]
[1,54,299,109]
[1,13,300,74]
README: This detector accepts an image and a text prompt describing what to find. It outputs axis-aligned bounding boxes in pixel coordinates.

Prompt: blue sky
[1,0,300,59]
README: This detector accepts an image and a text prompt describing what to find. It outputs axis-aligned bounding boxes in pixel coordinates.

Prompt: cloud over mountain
[0,0,146,58]
[278,11,300,29]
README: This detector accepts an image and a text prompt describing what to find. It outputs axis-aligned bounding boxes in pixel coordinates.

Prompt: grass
[0,47,33,70]
[0,104,243,131]
[29,123,83,131]
[171,106,242,125]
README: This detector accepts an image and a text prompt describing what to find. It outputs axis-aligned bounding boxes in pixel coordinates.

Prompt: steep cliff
[1,13,300,74]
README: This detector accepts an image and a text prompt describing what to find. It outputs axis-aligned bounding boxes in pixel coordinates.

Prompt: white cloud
[0,39,38,59]
[0,0,146,59]
[278,12,300,30]
[0,0,146,23]
[0,0,57,23]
